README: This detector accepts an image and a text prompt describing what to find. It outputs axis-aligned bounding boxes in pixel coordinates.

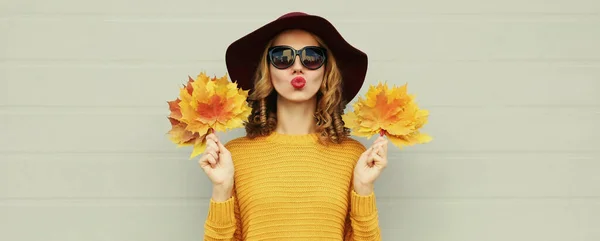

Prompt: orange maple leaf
[167,72,251,159]
[342,82,432,149]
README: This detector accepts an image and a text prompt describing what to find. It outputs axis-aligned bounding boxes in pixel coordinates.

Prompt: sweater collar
[264,131,320,144]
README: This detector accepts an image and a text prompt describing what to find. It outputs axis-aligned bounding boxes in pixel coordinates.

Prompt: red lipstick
[291,76,306,89]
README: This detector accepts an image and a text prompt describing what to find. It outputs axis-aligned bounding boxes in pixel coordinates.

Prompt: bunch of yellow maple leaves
[167,73,431,158]
[166,72,252,159]
[342,82,432,149]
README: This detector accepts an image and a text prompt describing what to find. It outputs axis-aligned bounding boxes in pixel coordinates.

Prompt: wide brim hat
[225,12,368,103]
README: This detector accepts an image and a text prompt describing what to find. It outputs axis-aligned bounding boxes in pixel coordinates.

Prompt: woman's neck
[274,94,317,135]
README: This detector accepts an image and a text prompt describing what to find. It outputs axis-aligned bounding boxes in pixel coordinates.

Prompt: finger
[368,142,378,152]
[364,146,374,156]
[371,136,386,148]
[207,141,219,154]
[376,145,387,158]
[209,150,218,160]
[374,145,382,156]
[199,157,213,174]
[358,147,373,165]
[373,140,387,152]
[205,133,215,142]
[207,154,217,168]
[216,138,229,154]
[367,147,379,167]
[368,144,381,156]
[382,140,388,157]
[204,144,218,160]
[198,154,210,168]
[205,133,219,144]
[371,152,387,169]
[376,138,387,147]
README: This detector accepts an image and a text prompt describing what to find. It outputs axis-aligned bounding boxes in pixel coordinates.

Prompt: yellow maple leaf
[167,72,251,159]
[342,82,432,149]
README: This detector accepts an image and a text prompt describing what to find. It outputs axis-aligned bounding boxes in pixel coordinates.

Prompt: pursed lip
[291,76,306,88]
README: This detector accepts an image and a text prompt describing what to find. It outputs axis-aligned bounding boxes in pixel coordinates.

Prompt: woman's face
[269,29,325,103]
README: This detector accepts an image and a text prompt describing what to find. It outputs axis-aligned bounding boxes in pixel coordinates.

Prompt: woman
[199,12,388,240]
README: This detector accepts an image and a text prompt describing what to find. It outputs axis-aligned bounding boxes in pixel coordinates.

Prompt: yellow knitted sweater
[203,131,381,240]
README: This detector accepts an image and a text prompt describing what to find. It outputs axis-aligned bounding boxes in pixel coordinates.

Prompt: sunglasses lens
[269,46,326,69]
[301,47,326,69]
[270,47,294,69]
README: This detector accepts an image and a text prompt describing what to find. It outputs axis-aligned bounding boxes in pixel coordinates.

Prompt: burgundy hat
[225,12,368,103]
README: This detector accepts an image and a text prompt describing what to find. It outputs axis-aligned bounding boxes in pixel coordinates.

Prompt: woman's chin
[278,91,317,103]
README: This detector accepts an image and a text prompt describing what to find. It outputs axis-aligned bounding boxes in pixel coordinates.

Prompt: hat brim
[225,13,368,103]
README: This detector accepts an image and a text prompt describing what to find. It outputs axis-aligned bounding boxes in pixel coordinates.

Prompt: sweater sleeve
[344,190,382,241]
[203,189,243,241]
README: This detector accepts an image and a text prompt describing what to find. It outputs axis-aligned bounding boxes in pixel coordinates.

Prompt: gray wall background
[1,0,599,240]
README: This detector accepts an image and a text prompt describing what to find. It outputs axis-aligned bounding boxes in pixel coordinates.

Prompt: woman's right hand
[198,132,234,201]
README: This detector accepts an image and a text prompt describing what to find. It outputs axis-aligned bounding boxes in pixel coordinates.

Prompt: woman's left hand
[353,136,389,196]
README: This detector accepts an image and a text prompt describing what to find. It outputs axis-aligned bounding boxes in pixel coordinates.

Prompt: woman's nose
[291,55,304,73]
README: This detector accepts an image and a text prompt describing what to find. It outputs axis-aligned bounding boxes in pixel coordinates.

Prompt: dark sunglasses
[267,45,327,70]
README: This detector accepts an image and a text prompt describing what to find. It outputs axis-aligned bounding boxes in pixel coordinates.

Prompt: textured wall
[1,1,599,240]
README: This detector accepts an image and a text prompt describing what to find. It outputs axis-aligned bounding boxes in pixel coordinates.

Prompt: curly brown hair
[243,32,352,145]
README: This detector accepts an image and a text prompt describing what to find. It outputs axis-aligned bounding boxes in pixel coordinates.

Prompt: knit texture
[203,131,382,240]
